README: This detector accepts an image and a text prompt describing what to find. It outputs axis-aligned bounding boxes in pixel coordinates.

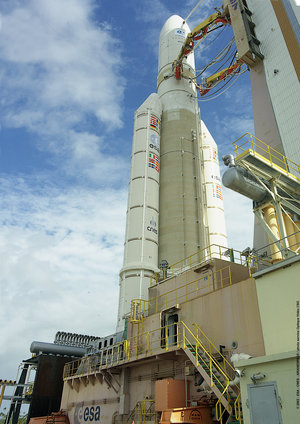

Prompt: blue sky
[0,0,254,386]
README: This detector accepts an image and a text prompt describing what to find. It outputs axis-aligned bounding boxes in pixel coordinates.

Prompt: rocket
[116,16,227,332]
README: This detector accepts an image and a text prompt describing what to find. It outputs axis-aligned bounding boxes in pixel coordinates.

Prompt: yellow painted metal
[283,213,298,252]
[150,243,261,286]
[0,385,5,408]
[130,299,147,323]
[130,399,156,424]
[233,133,300,182]
[132,267,231,323]
[175,12,223,67]
[234,392,242,422]
[263,205,283,263]
[193,324,236,375]
[63,321,242,423]
[295,220,300,247]
[205,61,241,85]
[179,322,232,423]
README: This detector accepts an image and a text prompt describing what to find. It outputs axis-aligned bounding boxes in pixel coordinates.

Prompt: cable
[194,38,235,78]
[197,68,247,101]
[200,62,246,96]
[199,67,247,100]
[194,26,226,54]
[184,0,205,22]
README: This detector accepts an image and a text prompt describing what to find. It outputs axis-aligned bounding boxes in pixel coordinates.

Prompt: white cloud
[0,0,126,182]
[0,177,127,379]
[0,0,124,128]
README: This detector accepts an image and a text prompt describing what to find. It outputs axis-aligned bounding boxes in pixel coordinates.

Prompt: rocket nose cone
[159,15,191,39]
[158,15,194,74]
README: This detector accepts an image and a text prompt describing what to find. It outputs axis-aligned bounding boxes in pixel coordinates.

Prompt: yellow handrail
[192,323,242,422]
[234,392,242,422]
[63,322,242,423]
[180,322,231,421]
[129,399,156,424]
[130,299,148,323]
[233,133,300,181]
[193,324,236,376]
[150,243,262,286]
[131,265,233,323]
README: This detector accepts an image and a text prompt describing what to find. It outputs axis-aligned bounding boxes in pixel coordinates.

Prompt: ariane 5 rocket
[116,15,227,332]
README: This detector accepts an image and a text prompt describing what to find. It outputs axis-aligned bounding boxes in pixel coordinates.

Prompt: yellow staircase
[127,399,157,424]
[63,320,243,424]
[180,323,242,424]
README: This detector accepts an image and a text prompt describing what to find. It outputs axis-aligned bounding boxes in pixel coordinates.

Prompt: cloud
[0,0,124,129]
[0,176,127,379]
[0,0,126,183]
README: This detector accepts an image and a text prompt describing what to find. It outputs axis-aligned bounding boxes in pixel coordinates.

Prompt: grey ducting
[222,166,269,202]
[30,341,86,356]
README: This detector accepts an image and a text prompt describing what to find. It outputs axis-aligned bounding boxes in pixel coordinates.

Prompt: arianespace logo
[74,404,101,424]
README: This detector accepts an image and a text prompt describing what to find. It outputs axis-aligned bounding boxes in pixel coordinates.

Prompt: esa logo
[74,405,100,424]
[150,133,160,153]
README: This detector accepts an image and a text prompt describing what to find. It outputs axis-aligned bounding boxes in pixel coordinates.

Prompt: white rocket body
[117,16,227,331]
[201,121,227,251]
[116,94,162,332]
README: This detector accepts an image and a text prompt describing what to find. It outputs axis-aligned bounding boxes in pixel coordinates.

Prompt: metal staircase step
[182,326,243,420]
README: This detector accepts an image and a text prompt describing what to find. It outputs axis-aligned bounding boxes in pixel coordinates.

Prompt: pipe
[193,370,204,386]
[283,213,297,251]
[30,341,86,357]
[263,205,283,263]
[229,376,240,387]
[294,217,300,249]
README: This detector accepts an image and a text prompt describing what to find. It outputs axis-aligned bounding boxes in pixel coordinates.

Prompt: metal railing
[131,265,233,322]
[150,243,261,286]
[62,322,212,378]
[63,322,242,423]
[193,324,236,378]
[180,322,232,423]
[233,133,300,181]
[127,399,156,424]
[191,324,243,421]
[253,230,300,259]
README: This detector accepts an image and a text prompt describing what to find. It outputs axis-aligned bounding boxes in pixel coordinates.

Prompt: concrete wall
[254,257,300,355]
[147,271,265,358]
[180,278,265,357]
[60,376,120,424]
[149,259,252,302]
[248,0,300,164]
[61,358,197,424]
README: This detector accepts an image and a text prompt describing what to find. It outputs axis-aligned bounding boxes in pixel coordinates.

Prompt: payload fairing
[117,15,227,332]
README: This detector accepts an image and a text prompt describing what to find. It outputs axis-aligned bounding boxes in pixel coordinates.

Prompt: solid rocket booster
[201,121,227,250]
[116,94,162,332]
[157,15,227,265]
[117,16,227,331]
